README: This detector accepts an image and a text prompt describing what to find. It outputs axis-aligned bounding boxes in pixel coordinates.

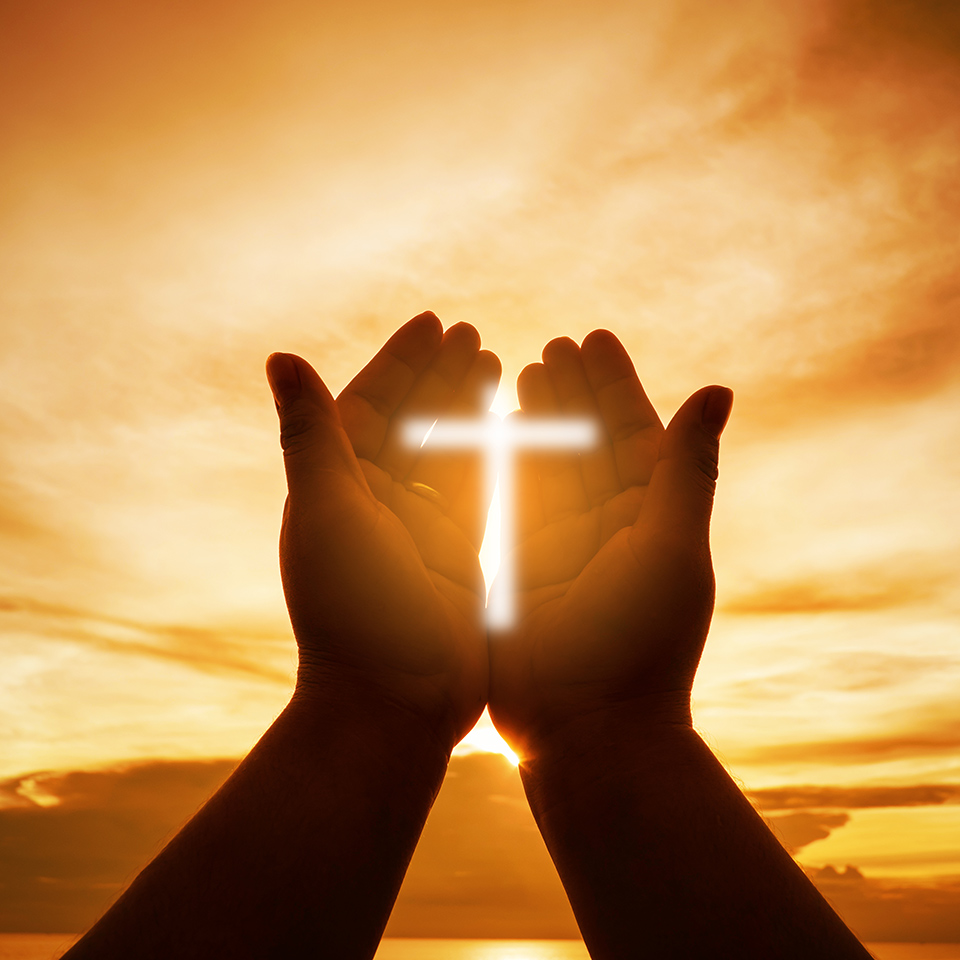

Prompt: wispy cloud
[735,718,960,766]
[0,594,291,684]
[751,783,960,810]
[804,868,960,943]
[722,566,953,615]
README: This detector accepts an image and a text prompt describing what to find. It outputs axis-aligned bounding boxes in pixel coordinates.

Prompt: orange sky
[1,0,959,939]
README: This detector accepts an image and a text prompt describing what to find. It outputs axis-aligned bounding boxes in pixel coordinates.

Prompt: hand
[266,312,501,754]
[488,331,733,758]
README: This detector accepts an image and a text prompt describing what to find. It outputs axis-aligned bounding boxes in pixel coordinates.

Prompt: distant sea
[1,936,959,959]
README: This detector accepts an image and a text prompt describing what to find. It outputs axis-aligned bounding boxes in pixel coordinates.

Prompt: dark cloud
[0,760,237,933]
[735,717,960,765]
[751,783,960,810]
[806,867,960,943]
[801,0,960,92]
[764,811,851,853]
[6,753,960,941]
[0,754,577,937]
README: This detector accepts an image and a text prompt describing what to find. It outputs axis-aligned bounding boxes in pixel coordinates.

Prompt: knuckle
[689,440,720,495]
[279,402,318,456]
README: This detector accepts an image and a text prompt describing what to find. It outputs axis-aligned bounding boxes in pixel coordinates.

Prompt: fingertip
[397,311,444,347]
[517,362,555,411]
[580,328,631,363]
[581,329,638,387]
[541,336,579,364]
[701,386,734,439]
[477,348,503,383]
[580,328,620,351]
[442,321,482,353]
[266,352,302,405]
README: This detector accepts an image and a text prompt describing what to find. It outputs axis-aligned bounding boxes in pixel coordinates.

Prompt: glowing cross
[403,415,598,628]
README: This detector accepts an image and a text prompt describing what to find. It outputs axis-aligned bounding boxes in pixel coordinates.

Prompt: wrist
[284,676,453,790]
[516,692,700,818]
[512,688,693,764]
[294,645,487,760]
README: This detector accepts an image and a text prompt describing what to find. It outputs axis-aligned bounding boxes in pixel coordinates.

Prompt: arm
[489,331,871,959]
[522,713,868,959]
[66,695,447,960]
[65,313,500,960]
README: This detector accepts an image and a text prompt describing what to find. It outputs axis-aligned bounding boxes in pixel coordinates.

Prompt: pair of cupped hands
[265,312,733,765]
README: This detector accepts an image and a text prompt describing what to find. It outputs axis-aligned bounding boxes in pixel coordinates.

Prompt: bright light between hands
[478,478,502,600]
[403,415,599,627]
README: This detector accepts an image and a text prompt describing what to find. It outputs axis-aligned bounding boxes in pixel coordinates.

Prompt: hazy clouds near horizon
[2,754,959,940]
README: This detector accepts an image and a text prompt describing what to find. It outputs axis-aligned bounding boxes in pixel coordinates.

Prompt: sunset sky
[1,0,959,940]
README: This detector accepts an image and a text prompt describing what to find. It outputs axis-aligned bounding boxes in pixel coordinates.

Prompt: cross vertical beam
[403,415,598,627]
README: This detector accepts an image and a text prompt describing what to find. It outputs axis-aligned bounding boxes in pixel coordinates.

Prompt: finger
[377,322,481,479]
[580,329,663,490]
[634,385,733,550]
[408,348,500,493]
[412,351,502,547]
[518,357,589,523]
[266,352,371,506]
[337,311,443,463]
[541,335,621,506]
[357,461,483,596]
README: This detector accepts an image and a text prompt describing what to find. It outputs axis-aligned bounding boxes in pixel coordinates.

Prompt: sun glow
[478,480,502,601]
[462,477,518,767]
[455,710,520,766]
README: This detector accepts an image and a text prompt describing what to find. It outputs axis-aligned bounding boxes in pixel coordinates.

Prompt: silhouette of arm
[64,313,499,960]
[489,331,871,959]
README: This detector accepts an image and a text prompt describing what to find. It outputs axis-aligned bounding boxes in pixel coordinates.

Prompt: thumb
[265,352,365,503]
[638,385,733,547]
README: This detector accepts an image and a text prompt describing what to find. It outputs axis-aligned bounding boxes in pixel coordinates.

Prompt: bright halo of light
[478,479,502,600]
[454,714,520,766]
[403,415,598,627]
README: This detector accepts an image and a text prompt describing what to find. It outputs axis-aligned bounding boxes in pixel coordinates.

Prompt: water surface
[2,934,958,959]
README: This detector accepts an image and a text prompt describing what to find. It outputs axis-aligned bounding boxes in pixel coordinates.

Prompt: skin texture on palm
[489,329,732,759]
[267,311,501,754]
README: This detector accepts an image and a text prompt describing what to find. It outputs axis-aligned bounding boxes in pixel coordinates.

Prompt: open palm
[488,331,731,758]
[269,312,501,752]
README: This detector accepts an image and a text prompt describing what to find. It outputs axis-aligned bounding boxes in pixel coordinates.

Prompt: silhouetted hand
[267,312,501,754]
[485,333,870,960]
[488,330,733,758]
[63,314,503,960]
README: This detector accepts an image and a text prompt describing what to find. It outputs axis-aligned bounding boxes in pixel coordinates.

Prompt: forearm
[64,688,448,960]
[520,712,871,960]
